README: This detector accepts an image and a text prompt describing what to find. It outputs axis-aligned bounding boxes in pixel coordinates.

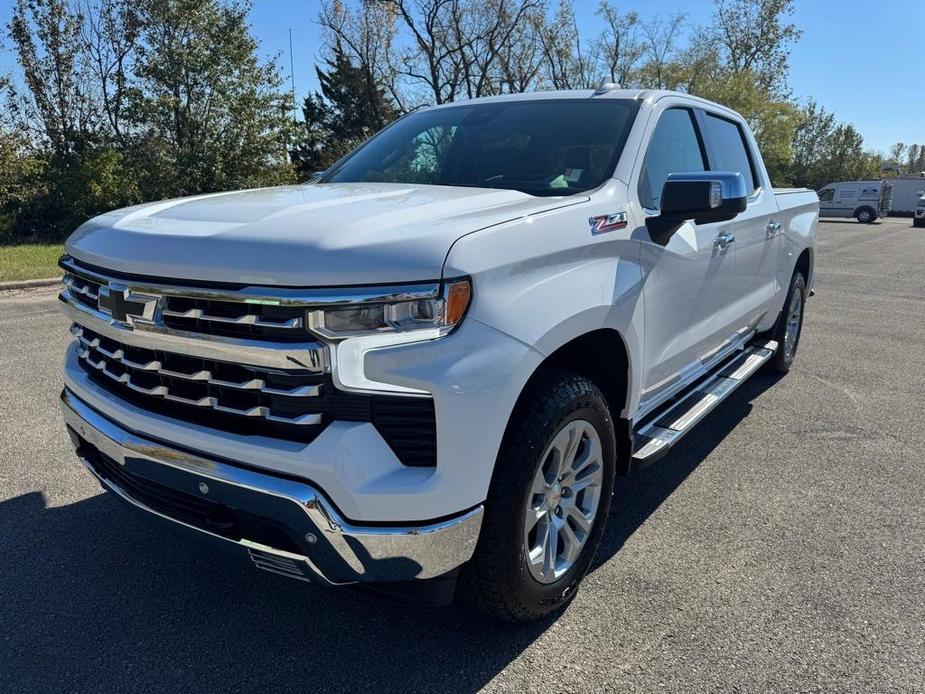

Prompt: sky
[2,0,923,153]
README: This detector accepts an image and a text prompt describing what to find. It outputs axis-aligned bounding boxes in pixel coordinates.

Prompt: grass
[0,243,65,283]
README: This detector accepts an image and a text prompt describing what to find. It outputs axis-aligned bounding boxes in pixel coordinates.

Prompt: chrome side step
[632,340,778,465]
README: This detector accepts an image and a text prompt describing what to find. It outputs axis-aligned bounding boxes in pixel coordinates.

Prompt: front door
[633,106,738,408]
[818,187,836,216]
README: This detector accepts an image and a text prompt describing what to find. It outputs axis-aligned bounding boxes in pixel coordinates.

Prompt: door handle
[766,220,782,238]
[713,231,735,251]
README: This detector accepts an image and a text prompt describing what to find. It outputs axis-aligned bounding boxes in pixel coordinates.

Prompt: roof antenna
[593,82,621,95]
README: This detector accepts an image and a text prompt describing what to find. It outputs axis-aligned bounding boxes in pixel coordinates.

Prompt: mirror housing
[646,171,748,245]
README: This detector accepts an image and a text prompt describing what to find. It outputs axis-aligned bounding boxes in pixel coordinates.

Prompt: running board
[632,340,778,465]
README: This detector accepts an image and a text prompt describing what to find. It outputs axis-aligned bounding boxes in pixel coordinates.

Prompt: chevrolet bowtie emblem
[98,283,159,324]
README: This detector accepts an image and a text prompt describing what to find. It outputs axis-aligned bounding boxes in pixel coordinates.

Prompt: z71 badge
[589,212,628,235]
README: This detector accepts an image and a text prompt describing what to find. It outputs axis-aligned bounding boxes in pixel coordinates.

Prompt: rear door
[699,110,781,331]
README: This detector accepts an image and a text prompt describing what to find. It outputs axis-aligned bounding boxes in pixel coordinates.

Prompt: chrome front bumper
[60,388,483,585]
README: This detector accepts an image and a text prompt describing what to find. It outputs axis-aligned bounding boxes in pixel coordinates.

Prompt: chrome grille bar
[59,294,327,371]
[62,274,100,300]
[78,347,322,426]
[71,325,322,398]
[161,306,303,329]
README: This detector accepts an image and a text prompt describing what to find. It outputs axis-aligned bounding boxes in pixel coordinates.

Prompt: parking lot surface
[1,217,923,692]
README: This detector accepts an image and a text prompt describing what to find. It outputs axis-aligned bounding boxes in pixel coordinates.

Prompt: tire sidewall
[776,272,806,370]
[506,402,616,611]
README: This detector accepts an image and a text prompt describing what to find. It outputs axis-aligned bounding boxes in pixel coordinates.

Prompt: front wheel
[769,272,807,373]
[459,370,616,622]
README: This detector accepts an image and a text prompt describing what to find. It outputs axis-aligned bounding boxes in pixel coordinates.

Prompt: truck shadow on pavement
[0,373,780,693]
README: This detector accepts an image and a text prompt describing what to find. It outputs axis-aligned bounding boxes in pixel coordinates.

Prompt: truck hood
[66,182,586,286]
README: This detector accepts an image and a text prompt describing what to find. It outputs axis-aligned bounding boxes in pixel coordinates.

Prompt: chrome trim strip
[60,292,327,371]
[61,256,441,307]
[60,388,484,583]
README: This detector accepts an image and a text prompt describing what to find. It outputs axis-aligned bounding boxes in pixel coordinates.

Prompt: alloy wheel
[523,419,604,584]
[783,287,803,360]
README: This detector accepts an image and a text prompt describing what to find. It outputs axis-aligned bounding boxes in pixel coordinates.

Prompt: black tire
[855,207,876,224]
[459,370,616,622]
[769,271,807,373]
[914,219,925,228]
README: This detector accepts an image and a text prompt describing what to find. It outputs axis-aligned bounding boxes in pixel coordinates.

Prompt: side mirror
[646,171,748,246]
[309,170,326,182]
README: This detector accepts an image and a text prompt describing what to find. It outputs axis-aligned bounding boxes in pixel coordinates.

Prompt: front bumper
[61,388,483,585]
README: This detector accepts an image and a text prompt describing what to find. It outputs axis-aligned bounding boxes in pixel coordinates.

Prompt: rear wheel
[855,207,876,223]
[769,272,806,373]
[459,370,616,622]
[914,218,925,228]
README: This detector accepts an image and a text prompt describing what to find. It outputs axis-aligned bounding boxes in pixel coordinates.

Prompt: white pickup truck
[58,88,818,622]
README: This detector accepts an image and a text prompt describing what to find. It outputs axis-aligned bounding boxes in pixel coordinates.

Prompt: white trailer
[885,175,925,214]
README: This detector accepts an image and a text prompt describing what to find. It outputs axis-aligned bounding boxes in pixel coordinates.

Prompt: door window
[818,188,835,202]
[638,108,706,210]
[702,113,759,193]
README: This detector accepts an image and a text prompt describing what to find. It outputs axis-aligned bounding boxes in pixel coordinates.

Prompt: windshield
[321,99,640,197]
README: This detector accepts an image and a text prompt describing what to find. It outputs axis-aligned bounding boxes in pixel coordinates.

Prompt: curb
[0,276,61,291]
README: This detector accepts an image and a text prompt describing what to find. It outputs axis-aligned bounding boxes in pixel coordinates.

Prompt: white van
[817,180,892,223]
[914,194,925,228]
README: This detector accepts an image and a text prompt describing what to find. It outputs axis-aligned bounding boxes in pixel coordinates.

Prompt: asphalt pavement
[1,217,923,692]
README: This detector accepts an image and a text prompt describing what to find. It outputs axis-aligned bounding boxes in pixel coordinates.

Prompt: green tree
[127,0,295,199]
[291,41,398,177]
[679,0,802,184]
[4,0,139,240]
[787,101,879,189]
[693,70,799,185]
[712,0,801,96]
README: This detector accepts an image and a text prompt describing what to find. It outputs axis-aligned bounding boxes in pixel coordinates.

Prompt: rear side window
[639,108,706,209]
[703,114,759,193]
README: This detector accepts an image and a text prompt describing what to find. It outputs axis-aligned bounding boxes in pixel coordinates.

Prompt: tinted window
[703,114,758,193]
[639,109,705,209]
[324,100,640,197]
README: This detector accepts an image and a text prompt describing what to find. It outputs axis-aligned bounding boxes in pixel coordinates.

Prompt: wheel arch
[507,328,635,476]
[795,246,813,285]
[854,205,876,221]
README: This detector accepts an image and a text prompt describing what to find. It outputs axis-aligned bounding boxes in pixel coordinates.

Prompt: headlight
[308,277,472,395]
[308,278,471,339]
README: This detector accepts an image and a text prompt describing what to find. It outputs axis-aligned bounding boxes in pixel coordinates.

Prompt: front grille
[74,324,324,433]
[62,256,438,466]
[74,325,437,465]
